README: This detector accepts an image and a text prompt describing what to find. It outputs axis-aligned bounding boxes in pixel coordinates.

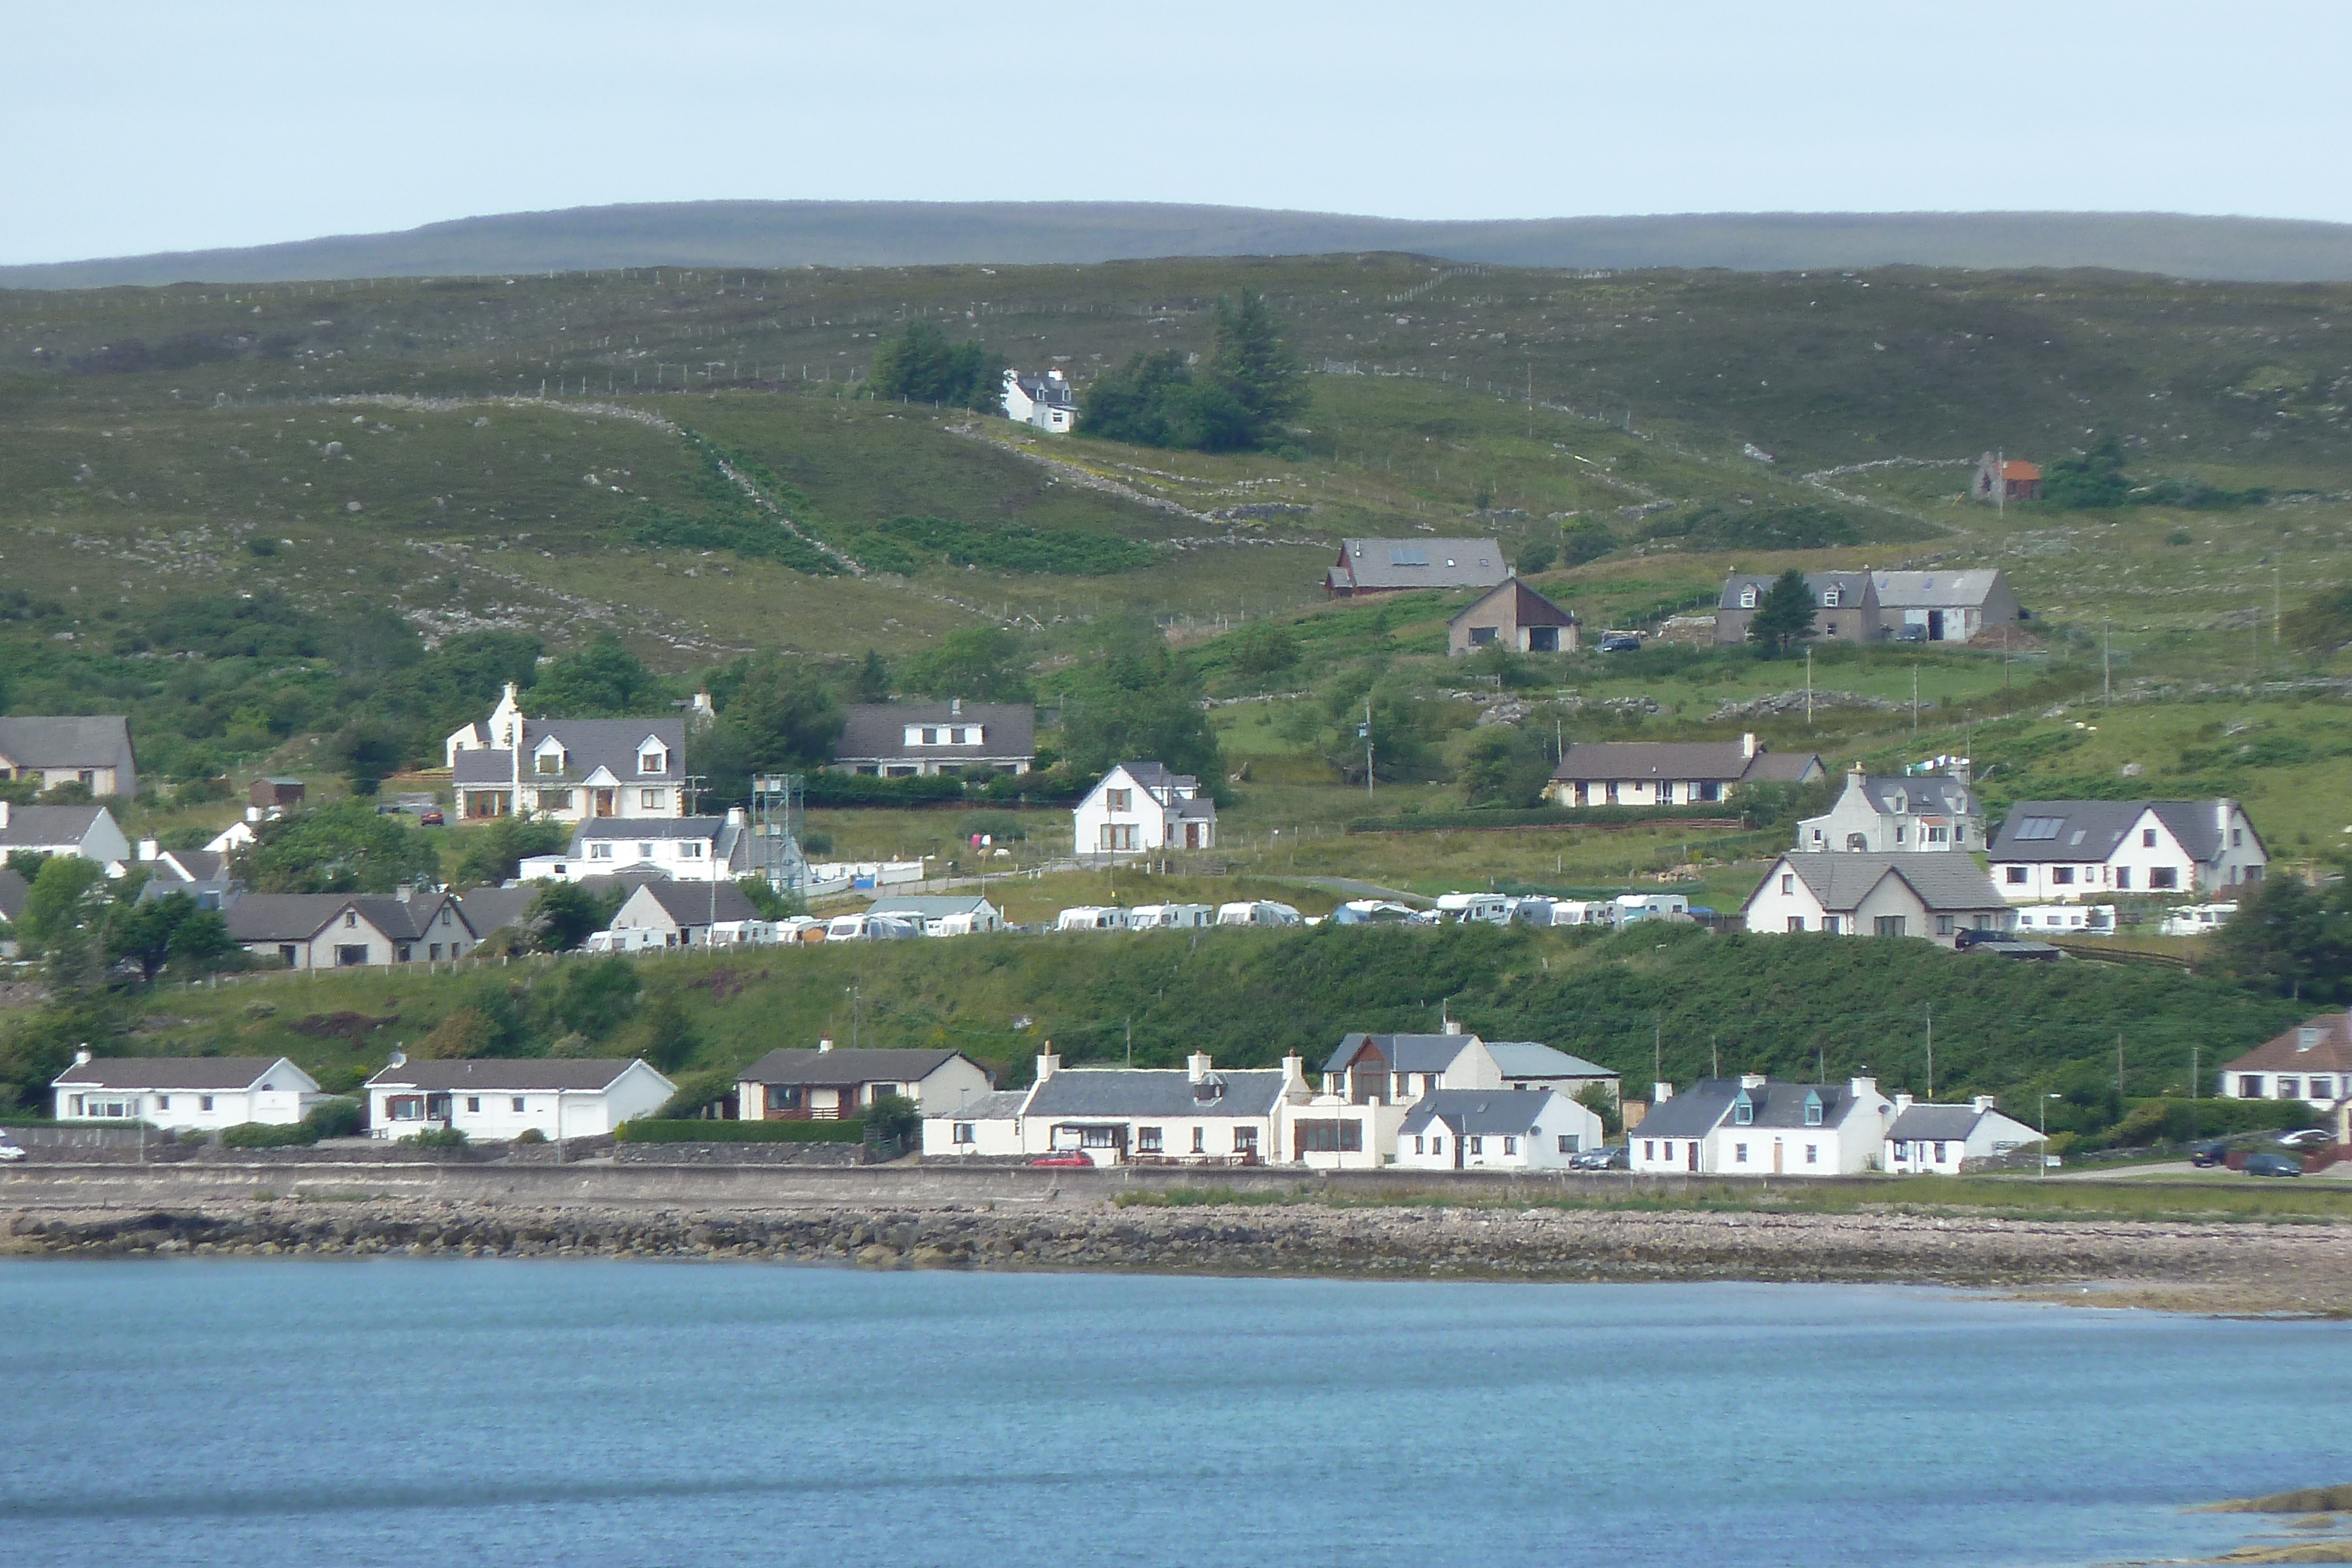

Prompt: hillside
[8,202,2352,287]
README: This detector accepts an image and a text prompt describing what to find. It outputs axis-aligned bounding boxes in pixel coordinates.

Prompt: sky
[6,0,2347,265]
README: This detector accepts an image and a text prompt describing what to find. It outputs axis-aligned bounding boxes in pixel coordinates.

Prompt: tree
[524,882,607,952]
[899,627,1034,702]
[2214,871,2352,1004]
[19,855,103,951]
[1746,569,1818,657]
[1515,538,1557,575]
[636,992,700,1074]
[1058,620,1222,782]
[242,801,442,894]
[853,649,891,702]
[1559,520,1619,566]
[1201,290,1308,432]
[333,719,404,796]
[544,957,642,1038]
[2043,434,2131,509]
[529,637,664,716]
[864,1091,921,1145]
[1078,349,1196,448]
[417,1007,499,1059]
[870,321,1008,411]
[451,816,571,886]
[1226,621,1300,688]
[165,910,235,977]
[111,892,197,981]
[2281,585,2352,656]
[1457,724,1555,808]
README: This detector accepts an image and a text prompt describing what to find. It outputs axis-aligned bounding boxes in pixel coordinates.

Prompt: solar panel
[2014,816,2064,840]
[1388,546,1429,566]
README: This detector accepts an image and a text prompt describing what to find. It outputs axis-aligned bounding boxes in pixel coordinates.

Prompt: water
[0,1262,2339,1568]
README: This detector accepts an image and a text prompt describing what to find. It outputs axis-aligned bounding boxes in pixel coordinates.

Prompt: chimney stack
[1741,732,1758,759]
[1850,1075,1878,1101]
[1652,1081,1675,1104]
[1035,1047,1060,1082]
[1187,1051,1214,1083]
[74,1047,92,1066]
[950,697,963,718]
[726,805,747,827]
[387,1048,406,1068]
[817,1037,834,1054]
[1972,1094,1997,1114]
[1740,1072,1768,1089]
[1894,1092,1915,1113]
[1442,1018,1464,1036]
[138,837,159,862]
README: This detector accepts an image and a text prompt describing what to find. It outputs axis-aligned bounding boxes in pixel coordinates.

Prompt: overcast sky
[6,0,2344,265]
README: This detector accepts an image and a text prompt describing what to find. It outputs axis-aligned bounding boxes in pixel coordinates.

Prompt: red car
[1030,1151,1094,1168]
[417,808,445,826]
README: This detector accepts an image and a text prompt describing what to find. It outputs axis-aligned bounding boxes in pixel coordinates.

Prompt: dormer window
[1739,585,1758,609]
[640,749,668,775]
[1803,1091,1824,1127]
[536,751,566,775]
[1822,587,1841,607]
[1732,1094,1753,1126]
[2300,1027,2322,1050]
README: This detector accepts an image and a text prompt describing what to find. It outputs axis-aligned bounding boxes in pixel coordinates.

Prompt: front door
[1686,1140,1698,1172]
[1927,610,1946,641]
[1773,1140,1785,1174]
[593,789,616,817]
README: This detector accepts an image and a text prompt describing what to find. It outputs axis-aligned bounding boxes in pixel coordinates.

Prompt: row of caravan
[1053,892,1699,934]
[1435,891,1696,929]
[1056,901,1302,932]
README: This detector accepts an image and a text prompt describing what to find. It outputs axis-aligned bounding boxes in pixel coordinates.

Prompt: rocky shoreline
[8,1195,2351,1312]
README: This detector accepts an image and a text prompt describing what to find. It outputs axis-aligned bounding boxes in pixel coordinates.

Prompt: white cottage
[1628,1076,1894,1176]
[737,1044,994,1121]
[2215,1011,2352,1109]
[519,813,754,884]
[1882,1095,2039,1174]
[446,682,697,823]
[1394,1089,1601,1171]
[1074,761,1217,859]
[363,1055,674,1141]
[1987,799,2266,903]
[1017,1049,1307,1165]
[921,1088,1030,1158]
[51,1052,326,1132]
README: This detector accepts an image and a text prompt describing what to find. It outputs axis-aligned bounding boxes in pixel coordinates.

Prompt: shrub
[615,1118,867,1143]
[301,1097,364,1139]
[399,1126,469,1149]
[219,1121,319,1149]
[864,1092,922,1144]
[513,1126,547,1145]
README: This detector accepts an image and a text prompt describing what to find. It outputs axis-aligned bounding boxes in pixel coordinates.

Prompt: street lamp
[2038,1092,2063,1179]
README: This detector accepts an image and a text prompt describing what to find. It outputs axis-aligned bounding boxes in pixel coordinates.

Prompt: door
[1927,610,1946,641]
[1772,1141,1785,1174]
[1185,821,1203,850]
[1686,1140,1698,1172]
[593,789,616,818]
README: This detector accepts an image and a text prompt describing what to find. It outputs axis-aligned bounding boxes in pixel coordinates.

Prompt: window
[1735,1143,1749,1164]
[679,841,704,858]
[1558,1134,1579,1154]
[1467,1136,1484,1155]
[1733,1098,1753,1126]
[1932,1142,1947,1163]
[429,944,442,960]
[389,1096,425,1122]
[2114,867,2132,890]
[1780,874,1794,895]
[767,1085,803,1112]
[1232,1128,1258,1156]
[200,1095,213,1112]
[1105,788,1132,813]
[396,944,413,963]
[2149,867,2179,890]
[2276,1078,2300,1101]
[466,1096,481,1114]
[536,753,563,775]
[335,944,369,966]
[2239,1075,2263,1099]
[1787,916,1806,932]
[589,842,614,860]
[1191,1128,1205,1154]
[953,1122,975,1145]
[1803,1094,1824,1127]
[2006,865,2029,884]
[1935,915,1954,936]
[642,789,666,810]
[1925,825,1947,845]
[1137,1127,1164,1154]
[538,788,573,812]
[1893,1141,1909,1160]
[511,1097,526,1113]
[156,1095,171,1111]
[1805,1144,1819,1165]
[2052,867,2075,885]
[1431,1136,1444,1156]
[1821,917,1840,935]
[1468,626,1498,646]
[1894,824,1906,844]
[1739,584,1758,609]
[637,843,656,860]
[640,750,667,775]
[1698,781,1720,803]
[1955,826,1966,846]
[2310,1077,2334,1100]
[1414,1135,1425,1154]
[1295,1121,1364,1154]
[1822,587,1841,607]
[343,910,359,928]
[2143,827,2157,847]
[1100,824,1138,852]
[1644,1141,1656,1161]
[2231,827,2244,847]
[1502,1136,1518,1156]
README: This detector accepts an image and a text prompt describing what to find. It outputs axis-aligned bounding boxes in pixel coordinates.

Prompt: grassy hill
[8,202,2352,286]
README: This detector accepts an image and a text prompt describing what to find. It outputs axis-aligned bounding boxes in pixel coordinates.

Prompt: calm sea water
[0,1262,2338,1567]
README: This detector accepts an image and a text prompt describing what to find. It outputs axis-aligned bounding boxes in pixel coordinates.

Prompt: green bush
[399,1126,469,1149]
[513,1126,547,1145]
[615,1118,866,1144]
[302,1097,364,1139]
[219,1121,319,1148]
[2080,1095,2318,1151]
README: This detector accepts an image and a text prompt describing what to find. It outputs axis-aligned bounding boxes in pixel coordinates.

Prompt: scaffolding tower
[750,774,810,901]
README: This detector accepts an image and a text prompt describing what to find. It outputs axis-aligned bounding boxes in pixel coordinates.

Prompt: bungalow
[1742,852,2014,946]
[599,880,763,950]
[1019,1049,1307,1166]
[1002,367,1078,433]
[1544,734,1823,809]
[832,698,1035,778]
[1987,799,2267,903]
[1327,538,1508,598]
[1628,1075,1894,1176]
[1883,1095,2039,1174]
[133,841,236,910]
[364,1054,675,1141]
[921,1088,1030,1158]
[1870,569,2022,644]
[2216,1011,2352,1109]
[445,682,691,822]
[1074,761,1217,858]
[737,1043,994,1121]
[1487,1042,1619,1105]
[1973,453,2042,504]
[518,812,754,885]
[1796,765,1983,854]
[0,802,134,870]
[865,894,1004,936]
[1447,579,1579,656]
[52,1051,326,1132]
[0,715,137,798]
[1713,571,1881,646]
[1394,1089,1600,1171]
[224,890,483,967]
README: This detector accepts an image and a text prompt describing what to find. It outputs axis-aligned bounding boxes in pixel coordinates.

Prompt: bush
[864,1092,922,1144]
[399,1126,469,1149]
[301,1097,364,1139]
[2079,1095,2318,1151]
[615,1118,867,1143]
[219,1120,319,1149]
[513,1126,547,1145]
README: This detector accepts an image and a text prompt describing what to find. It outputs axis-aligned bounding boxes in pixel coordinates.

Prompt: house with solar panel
[1987,799,2266,903]
[1326,537,1508,597]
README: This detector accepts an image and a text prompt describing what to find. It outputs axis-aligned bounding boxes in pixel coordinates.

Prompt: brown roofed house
[736,1044,994,1121]
[2216,1011,2352,1111]
[1448,579,1579,656]
[1544,734,1823,810]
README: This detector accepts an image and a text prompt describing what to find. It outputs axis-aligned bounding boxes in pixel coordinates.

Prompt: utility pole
[2117,1032,2126,1102]
[2102,621,2112,704]
[1996,449,2005,519]
[1912,665,1919,734]
[1805,645,1813,727]
[1653,1014,1662,1094]
[1362,697,1375,800]
[1925,1007,1933,1100]
[1125,1015,1132,1069]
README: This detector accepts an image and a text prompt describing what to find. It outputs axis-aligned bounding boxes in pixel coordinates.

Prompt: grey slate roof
[629,881,759,926]
[569,817,728,842]
[1398,1089,1561,1138]
[1024,1066,1288,1119]
[1629,1081,1742,1139]
[0,804,113,848]
[451,717,686,787]
[455,885,541,935]
[52,1055,301,1091]
[1330,537,1508,593]
[1486,1042,1615,1081]
[836,701,1037,765]
[1718,571,1876,612]
[940,1088,1028,1122]
[223,892,466,944]
[1551,740,1820,785]
[0,716,135,774]
[1845,775,1977,818]
[737,1047,974,1086]
[1886,1105,1992,1141]
[1987,800,2245,865]
[1725,1078,1879,1131]
[1769,852,2010,914]
[1322,1032,1481,1075]
[0,868,26,924]
[1870,570,2006,609]
[365,1058,654,1092]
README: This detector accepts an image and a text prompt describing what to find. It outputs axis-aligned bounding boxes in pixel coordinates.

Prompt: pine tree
[1746,569,1818,657]
[1202,290,1307,432]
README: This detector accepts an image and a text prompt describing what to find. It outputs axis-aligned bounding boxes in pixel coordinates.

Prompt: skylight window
[2014,817,2065,841]
[1388,546,1429,566]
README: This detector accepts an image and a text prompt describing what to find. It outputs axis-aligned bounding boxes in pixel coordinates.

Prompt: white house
[832,698,1035,778]
[1627,1076,1895,1176]
[737,1044,994,1121]
[0,802,134,871]
[1545,735,1824,809]
[1017,1049,1307,1165]
[363,1054,675,1141]
[51,1052,326,1132]
[1394,1089,1601,1171]
[446,682,697,823]
[519,812,754,884]
[1741,853,2015,947]
[1797,765,1983,855]
[1987,799,2267,903]
[922,1088,1029,1158]
[1002,367,1078,433]
[1869,569,2023,644]
[600,880,763,950]
[866,894,1004,935]
[1304,1026,1604,1171]
[1074,761,1217,859]
[0,716,138,798]
[1882,1095,2039,1174]
[2215,1011,2352,1109]
[225,891,485,968]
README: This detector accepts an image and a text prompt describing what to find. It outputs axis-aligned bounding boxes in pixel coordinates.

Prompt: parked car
[2276,1128,2333,1148]
[1596,634,1643,654]
[0,1137,24,1163]
[1895,625,1927,643]
[1571,1145,1628,1171]
[416,807,445,826]
[2188,1139,2231,1168]
[2241,1151,2304,1178]
[1030,1150,1095,1168]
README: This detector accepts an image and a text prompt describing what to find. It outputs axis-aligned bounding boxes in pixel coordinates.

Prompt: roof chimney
[1972,1094,1997,1114]
[950,697,963,718]
[1187,1051,1214,1083]
[1741,732,1758,759]
[1849,1075,1877,1101]
[1280,1054,1307,1095]
[387,1048,406,1068]
[1652,1081,1675,1104]
[74,1047,92,1066]
[1442,1017,1464,1036]
[818,1037,833,1053]
[1035,1047,1060,1082]
[726,805,747,827]
[137,837,159,861]
[1894,1092,1915,1113]
[1740,1072,1768,1089]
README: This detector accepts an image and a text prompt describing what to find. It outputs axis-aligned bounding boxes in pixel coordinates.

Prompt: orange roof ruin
[2002,460,2041,481]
